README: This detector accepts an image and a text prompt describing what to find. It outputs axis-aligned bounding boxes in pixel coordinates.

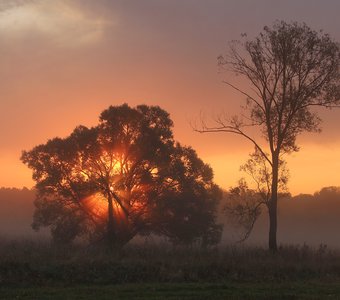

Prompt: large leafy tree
[198,21,340,251]
[22,104,221,247]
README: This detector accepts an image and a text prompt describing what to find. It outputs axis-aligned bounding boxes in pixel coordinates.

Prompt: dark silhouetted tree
[151,144,222,246]
[22,104,221,247]
[198,21,340,251]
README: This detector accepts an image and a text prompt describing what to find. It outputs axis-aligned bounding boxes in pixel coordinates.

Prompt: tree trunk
[269,155,279,252]
[107,192,115,245]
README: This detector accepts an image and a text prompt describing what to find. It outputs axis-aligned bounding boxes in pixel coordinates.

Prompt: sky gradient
[1,0,340,194]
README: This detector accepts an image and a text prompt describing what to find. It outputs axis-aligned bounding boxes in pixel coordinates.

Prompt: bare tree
[197,21,340,251]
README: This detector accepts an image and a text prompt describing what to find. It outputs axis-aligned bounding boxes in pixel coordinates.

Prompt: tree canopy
[22,104,222,247]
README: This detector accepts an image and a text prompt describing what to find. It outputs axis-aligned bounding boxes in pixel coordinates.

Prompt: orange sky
[0,0,339,195]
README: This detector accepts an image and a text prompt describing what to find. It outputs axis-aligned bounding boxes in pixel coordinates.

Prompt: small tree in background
[22,104,222,247]
[225,148,289,242]
[198,21,340,251]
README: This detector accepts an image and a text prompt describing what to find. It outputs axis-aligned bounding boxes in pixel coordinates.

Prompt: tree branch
[195,125,272,166]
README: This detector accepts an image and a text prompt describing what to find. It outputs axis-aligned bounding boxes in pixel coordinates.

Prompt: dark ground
[2,281,340,299]
[1,240,340,299]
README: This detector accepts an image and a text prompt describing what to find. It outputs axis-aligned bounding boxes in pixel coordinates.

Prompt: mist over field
[2,186,340,247]
[0,188,35,238]
[224,187,340,248]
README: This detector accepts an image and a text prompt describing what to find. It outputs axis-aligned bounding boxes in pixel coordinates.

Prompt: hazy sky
[1,0,340,194]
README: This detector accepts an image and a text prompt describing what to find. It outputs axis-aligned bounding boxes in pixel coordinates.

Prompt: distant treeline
[0,187,35,237]
[224,187,340,247]
[1,187,340,247]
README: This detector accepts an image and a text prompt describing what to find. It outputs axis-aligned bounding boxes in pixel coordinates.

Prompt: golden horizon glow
[4,141,340,196]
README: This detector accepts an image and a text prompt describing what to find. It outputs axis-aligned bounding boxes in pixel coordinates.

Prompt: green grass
[2,281,340,300]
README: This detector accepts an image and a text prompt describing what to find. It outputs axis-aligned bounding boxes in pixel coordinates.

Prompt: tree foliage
[22,104,221,247]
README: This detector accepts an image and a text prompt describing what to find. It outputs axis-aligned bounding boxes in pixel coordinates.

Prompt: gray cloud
[0,0,36,12]
[0,0,114,47]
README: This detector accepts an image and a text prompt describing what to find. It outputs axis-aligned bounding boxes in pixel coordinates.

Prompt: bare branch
[222,80,266,115]
[196,124,272,166]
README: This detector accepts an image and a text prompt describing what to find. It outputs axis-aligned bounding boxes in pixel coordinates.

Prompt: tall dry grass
[1,237,340,287]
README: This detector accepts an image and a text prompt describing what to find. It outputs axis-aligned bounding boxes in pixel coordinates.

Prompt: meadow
[1,239,340,299]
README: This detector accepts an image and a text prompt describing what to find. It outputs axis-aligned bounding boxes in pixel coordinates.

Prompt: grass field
[1,239,340,299]
[2,281,340,299]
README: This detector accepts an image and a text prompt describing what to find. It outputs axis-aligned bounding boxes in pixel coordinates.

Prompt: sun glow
[82,192,129,223]
[82,194,108,220]
[79,150,158,222]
